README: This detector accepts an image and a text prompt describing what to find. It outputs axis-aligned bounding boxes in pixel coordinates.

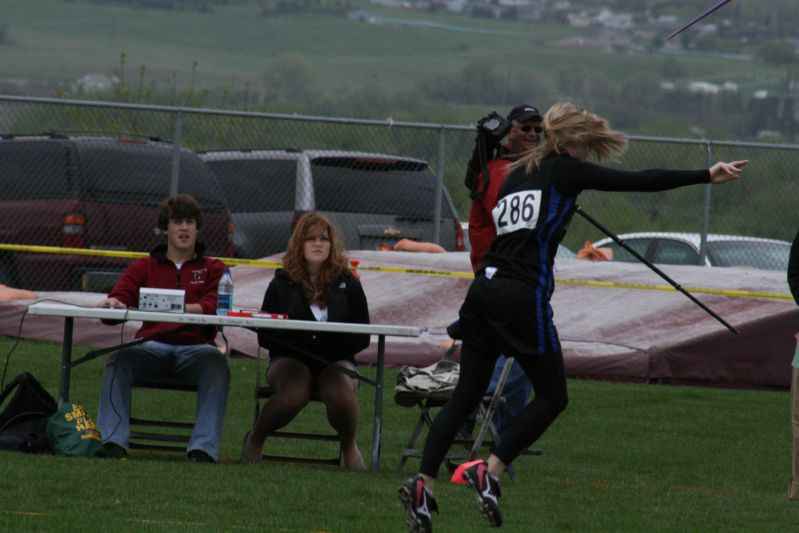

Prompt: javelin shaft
[666,0,733,40]
[576,205,738,334]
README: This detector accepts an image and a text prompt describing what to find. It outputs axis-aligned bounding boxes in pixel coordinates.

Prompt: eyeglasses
[518,125,543,134]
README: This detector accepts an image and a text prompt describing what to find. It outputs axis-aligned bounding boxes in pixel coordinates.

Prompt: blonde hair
[509,102,627,175]
[283,212,350,307]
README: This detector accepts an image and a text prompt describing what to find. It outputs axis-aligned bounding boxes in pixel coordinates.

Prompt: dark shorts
[458,272,561,358]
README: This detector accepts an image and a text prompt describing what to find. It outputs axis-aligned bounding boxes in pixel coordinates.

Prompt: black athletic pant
[419,274,569,478]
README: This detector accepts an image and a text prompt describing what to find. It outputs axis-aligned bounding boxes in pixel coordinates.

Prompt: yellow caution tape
[0,243,281,268]
[556,278,794,301]
[219,257,282,268]
[0,243,147,260]
[0,243,791,301]
[355,265,474,279]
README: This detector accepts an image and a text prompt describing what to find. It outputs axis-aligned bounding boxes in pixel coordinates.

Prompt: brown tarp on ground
[0,251,795,389]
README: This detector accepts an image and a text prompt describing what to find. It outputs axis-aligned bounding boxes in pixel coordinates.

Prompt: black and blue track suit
[420,152,710,475]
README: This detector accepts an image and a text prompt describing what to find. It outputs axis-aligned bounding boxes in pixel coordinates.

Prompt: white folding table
[27,301,420,473]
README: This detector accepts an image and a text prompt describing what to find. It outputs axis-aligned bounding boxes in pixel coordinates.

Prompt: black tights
[419,344,568,478]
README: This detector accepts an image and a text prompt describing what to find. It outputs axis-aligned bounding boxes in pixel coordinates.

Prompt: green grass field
[1,336,799,531]
[0,0,786,107]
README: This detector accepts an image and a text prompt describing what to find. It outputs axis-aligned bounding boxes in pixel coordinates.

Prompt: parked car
[0,135,234,291]
[200,149,465,258]
[592,232,791,271]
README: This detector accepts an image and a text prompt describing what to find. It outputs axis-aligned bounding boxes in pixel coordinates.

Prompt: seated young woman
[241,212,370,470]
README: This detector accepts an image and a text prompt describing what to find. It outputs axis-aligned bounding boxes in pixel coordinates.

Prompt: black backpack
[0,372,57,453]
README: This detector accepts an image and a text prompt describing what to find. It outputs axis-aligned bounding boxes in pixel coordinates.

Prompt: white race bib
[492,190,542,235]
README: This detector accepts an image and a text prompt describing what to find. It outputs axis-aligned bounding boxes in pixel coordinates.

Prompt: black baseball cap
[506,104,541,123]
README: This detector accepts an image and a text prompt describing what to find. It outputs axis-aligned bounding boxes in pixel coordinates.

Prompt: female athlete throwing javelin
[400,102,746,532]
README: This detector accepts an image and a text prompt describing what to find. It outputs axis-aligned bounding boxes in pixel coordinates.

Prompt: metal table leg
[371,334,386,474]
[58,317,74,405]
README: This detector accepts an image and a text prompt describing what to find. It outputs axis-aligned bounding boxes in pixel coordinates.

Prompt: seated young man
[95,194,230,463]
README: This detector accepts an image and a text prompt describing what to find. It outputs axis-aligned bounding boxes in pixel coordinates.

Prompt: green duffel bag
[46,403,107,458]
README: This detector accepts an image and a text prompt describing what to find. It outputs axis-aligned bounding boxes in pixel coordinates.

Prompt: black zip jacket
[257,269,371,363]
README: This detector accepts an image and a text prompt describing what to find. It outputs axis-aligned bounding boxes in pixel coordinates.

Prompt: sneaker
[103,442,127,459]
[399,475,438,533]
[462,460,502,527]
[187,449,215,463]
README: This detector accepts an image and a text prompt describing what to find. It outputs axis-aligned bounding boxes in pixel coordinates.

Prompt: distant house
[512,0,544,22]
[71,74,119,93]
[452,0,542,21]
[497,0,537,6]
[722,81,739,93]
[348,10,384,23]
[756,129,782,141]
[687,81,721,95]
[653,15,677,26]
[551,0,572,21]
[594,8,633,30]
[567,11,591,28]
[467,1,503,18]
[368,0,411,7]
[554,25,631,53]
[692,22,718,38]
[442,0,468,13]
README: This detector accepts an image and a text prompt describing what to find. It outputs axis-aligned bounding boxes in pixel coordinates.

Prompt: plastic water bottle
[216,268,233,316]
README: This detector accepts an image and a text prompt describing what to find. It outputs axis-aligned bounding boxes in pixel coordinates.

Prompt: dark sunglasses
[519,125,543,134]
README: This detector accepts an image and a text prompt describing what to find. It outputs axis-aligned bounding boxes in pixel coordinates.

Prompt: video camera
[464,111,509,199]
[477,111,512,141]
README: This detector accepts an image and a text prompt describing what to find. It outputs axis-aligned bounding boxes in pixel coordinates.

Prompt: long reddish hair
[282,212,349,307]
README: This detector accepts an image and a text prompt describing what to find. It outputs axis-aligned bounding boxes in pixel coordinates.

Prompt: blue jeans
[485,354,533,438]
[97,340,230,460]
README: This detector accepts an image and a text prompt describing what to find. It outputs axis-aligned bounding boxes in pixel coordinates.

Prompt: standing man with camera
[463,104,543,439]
[467,105,543,272]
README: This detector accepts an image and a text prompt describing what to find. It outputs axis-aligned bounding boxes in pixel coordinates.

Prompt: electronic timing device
[138,288,186,313]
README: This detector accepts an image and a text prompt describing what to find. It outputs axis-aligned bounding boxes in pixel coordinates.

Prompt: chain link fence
[0,95,797,292]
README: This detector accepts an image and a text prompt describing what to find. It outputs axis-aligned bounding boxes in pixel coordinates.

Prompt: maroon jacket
[107,243,226,345]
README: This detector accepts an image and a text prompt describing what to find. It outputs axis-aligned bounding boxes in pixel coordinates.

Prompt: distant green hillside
[1,1,798,239]
[0,0,795,139]
[1,0,572,91]
[0,1,774,94]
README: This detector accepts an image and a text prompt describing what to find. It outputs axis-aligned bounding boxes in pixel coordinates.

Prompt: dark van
[200,149,465,259]
[0,135,234,291]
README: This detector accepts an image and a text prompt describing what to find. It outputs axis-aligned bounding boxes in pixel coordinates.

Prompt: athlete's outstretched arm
[709,160,747,184]
[552,156,746,196]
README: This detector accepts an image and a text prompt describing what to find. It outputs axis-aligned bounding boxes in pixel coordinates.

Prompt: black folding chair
[129,377,197,453]
[251,358,343,467]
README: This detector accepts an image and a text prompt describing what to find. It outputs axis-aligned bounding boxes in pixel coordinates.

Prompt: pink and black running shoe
[399,474,438,532]
[462,460,502,527]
